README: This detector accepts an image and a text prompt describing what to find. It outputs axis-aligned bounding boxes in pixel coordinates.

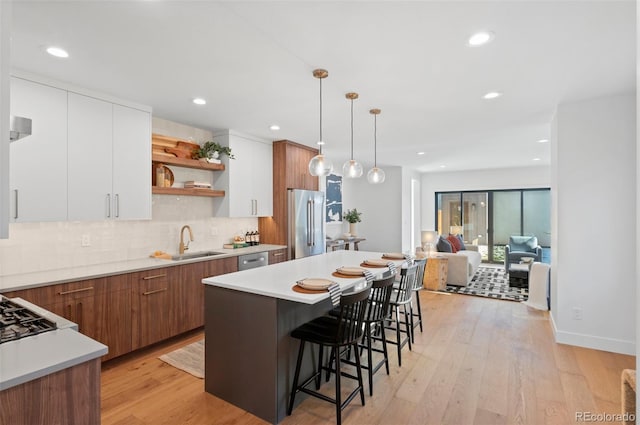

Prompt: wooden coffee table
[509,263,530,288]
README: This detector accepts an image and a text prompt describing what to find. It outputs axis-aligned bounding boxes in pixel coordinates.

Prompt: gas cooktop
[0,297,57,344]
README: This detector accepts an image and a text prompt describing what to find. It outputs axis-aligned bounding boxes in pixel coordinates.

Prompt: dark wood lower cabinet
[130,267,179,350]
[0,358,101,425]
[1,256,242,360]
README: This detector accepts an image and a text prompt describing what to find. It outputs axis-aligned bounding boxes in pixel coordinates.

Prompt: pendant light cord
[373,114,377,167]
[350,98,354,160]
[319,77,323,155]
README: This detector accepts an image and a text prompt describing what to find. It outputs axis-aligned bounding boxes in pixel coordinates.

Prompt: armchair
[504,235,542,271]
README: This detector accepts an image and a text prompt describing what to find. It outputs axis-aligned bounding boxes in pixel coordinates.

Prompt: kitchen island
[202,250,405,424]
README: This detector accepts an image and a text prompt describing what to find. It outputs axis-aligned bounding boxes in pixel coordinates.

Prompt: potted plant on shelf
[343,208,362,237]
[193,141,235,163]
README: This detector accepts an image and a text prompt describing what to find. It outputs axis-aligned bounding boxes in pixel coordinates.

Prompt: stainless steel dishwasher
[238,251,268,271]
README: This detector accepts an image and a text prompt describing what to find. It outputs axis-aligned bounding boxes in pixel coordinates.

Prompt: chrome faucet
[179,225,194,254]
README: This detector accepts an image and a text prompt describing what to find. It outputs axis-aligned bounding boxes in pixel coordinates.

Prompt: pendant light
[342,92,363,178]
[308,69,333,177]
[367,108,385,184]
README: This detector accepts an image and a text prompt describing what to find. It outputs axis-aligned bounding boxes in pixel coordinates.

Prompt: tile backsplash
[0,195,258,276]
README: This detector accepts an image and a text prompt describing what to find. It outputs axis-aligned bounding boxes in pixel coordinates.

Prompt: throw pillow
[436,236,452,253]
[457,234,467,251]
[447,234,461,253]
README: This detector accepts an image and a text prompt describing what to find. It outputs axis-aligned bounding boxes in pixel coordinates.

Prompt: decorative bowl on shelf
[520,257,534,264]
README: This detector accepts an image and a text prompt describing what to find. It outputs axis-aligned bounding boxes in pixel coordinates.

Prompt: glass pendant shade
[309,153,333,176]
[342,159,363,178]
[367,166,385,184]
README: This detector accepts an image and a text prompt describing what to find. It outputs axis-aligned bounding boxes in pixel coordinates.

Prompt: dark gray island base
[202,251,403,424]
[204,285,332,423]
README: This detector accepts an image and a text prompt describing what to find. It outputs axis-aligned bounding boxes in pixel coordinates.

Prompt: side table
[423,256,448,291]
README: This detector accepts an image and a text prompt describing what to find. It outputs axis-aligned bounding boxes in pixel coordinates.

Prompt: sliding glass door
[435,188,550,263]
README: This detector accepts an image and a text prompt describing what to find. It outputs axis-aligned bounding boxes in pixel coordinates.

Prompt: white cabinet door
[67,93,113,221]
[227,136,254,217]
[10,77,68,222]
[112,105,151,220]
[227,135,272,217]
[253,140,273,216]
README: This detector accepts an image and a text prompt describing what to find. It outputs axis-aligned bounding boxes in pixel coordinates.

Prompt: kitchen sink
[171,251,225,261]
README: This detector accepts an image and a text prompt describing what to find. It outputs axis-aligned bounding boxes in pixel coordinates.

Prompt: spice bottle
[155,164,165,187]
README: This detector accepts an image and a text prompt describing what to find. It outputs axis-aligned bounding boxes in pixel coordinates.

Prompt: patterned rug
[444,266,528,302]
[159,339,204,378]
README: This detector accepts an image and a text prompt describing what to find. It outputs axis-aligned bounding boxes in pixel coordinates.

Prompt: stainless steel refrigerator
[288,189,326,259]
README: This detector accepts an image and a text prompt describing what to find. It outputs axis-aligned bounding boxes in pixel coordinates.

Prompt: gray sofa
[504,235,542,271]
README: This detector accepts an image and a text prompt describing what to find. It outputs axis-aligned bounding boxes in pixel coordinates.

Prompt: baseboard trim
[550,310,635,355]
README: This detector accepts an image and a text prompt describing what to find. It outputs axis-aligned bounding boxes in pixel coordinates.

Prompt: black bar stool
[409,257,427,343]
[287,287,371,425]
[379,263,417,367]
[337,273,395,396]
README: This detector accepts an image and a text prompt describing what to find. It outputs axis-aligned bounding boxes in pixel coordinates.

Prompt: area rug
[158,339,204,379]
[444,266,528,302]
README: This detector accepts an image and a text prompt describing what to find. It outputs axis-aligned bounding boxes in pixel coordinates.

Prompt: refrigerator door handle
[307,199,313,246]
[311,199,315,246]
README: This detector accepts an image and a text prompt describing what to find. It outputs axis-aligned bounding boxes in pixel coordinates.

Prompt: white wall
[402,168,422,253]
[552,93,636,355]
[420,166,551,229]
[0,2,10,239]
[333,166,404,253]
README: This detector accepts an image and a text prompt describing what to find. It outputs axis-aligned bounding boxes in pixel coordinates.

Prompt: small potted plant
[343,208,362,237]
[193,141,235,163]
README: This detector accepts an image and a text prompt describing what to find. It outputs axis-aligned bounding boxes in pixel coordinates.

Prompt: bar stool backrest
[412,258,427,291]
[393,264,418,305]
[336,287,371,345]
[366,274,395,323]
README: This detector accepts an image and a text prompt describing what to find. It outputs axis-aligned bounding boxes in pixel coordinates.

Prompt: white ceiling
[9,1,636,173]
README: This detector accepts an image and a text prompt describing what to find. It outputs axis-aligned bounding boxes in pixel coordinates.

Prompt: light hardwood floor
[101,291,635,425]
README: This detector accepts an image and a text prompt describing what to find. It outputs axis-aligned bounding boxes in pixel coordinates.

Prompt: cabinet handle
[76,302,83,332]
[59,286,94,295]
[13,190,18,219]
[273,252,284,257]
[115,194,120,218]
[106,194,111,218]
[142,273,167,280]
[143,288,168,296]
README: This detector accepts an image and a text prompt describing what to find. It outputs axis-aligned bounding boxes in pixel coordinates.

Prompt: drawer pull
[273,252,284,257]
[142,273,167,280]
[143,288,168,296]
[59,286,94,295]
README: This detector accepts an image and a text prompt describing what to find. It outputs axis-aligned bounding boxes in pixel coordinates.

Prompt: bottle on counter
[255,229,260,245]
[245,230,251,246]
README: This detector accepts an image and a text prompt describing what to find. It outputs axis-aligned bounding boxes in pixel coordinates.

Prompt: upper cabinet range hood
[9,115,32,142]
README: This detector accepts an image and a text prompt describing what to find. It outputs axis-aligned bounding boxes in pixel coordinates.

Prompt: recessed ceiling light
[192,98,206,105]
[417,151,425,155]
[532,158,541,161]
[440,165,447,168]
[46,46,69,58]
[269,124,280,131]
[483,91,502,100]
[468,31,494,47]
[537,139,549,143]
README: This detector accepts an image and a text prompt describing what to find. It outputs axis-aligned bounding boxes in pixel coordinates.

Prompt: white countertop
[0,244,286,293]
[0,328,107,391]
[203,250,407,304]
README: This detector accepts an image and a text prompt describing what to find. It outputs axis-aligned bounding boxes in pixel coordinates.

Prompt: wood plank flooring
[101,291,635,425]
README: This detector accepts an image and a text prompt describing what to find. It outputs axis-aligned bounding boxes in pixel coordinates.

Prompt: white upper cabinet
[68,93,113,221]
[112,105,151,220]
[213,131,272,217]
[68,93,151,221]
[10,77,68,222]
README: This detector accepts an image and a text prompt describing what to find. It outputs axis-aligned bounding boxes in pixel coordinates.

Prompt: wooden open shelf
[152,154,225,171]
[152,187,225,197]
